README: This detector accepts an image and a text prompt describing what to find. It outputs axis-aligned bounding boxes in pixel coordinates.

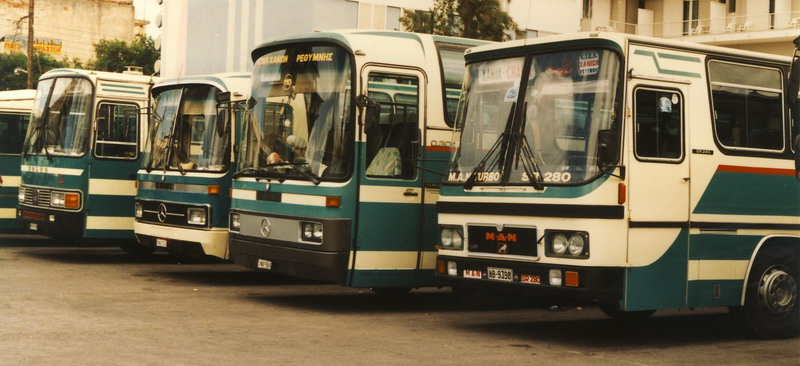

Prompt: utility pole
[26,0,34,89]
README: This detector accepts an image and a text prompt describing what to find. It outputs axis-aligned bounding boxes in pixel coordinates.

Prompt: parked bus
[435,33,799,338]
[0,89,35,232]
[133,73,250,259]
[17,69,157,252]
[228,30,487,290]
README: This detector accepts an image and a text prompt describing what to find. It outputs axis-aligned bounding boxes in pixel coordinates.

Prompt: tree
[0,51,70,90]
[91,34,159,75]
[400,0,518,41]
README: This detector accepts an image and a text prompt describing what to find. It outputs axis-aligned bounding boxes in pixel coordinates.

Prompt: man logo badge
[497,243,508,254]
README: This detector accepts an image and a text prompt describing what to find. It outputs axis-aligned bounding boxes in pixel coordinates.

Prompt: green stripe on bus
[633,50,702,78]
[694,171,800,216]
[625,229,688,311]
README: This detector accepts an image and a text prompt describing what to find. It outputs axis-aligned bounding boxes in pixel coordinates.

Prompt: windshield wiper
[513,102,544,190]
[464,103,516,190]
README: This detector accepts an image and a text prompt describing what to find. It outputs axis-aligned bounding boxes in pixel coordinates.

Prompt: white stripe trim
[86,216,134,231]
[0,208,15,219]
[231,188,256,200]
[282,193,326,206]
[359,185,422,204]
[0,175,20,187]
[687,260,749,281]
[88,179,136,196]
[351,251,434,270]
[21,165,84,176]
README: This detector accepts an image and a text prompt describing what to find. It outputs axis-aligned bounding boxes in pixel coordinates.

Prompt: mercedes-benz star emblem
[157,203,168,223]
[260,218,271,237]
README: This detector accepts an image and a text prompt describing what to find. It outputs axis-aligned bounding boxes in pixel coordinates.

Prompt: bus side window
[95,103,139,159]
[634,88,683,161]
[364,72,419,179]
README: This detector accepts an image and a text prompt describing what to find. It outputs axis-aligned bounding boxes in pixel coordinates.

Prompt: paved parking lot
[1,235,798,365]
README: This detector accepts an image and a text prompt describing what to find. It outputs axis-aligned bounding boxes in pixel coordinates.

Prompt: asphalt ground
[1,234,798,365]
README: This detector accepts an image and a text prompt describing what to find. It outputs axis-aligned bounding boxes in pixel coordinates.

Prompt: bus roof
[464,32,792,64]
[0,89,35,111]
[39,68,158,84]
[251,29,490,62]
[152,72,251,97]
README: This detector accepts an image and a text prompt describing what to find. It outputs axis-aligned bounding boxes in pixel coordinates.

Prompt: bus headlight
[50,192,80,209]
[230,213,240,232]
[552,233,568,255]
[135,202,142,218]
[439,226,464,250]
[546,230,589,258]
[301,221,322,243]
[187,207,207,226]
[51,192,65,207]
[18,187,25,202]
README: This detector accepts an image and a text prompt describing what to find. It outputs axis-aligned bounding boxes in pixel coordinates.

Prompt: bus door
[353,67,427,287]
[625,82,690,310]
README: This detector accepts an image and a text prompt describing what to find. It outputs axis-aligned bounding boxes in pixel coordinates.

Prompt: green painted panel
[625,229,688,311]
[694,171,800,216]
[357,201,422,252]
[689,234,761,260]
[348,269,436,288]
[687,280,743,308]
[86,195,134,216]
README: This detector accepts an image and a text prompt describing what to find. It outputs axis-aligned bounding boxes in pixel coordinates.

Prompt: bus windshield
[448,49,621,186]
[24,77,93,157]
[238,44,353,181]
[146,85,230,172]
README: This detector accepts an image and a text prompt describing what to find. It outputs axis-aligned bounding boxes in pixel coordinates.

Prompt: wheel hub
[758,266,797,315]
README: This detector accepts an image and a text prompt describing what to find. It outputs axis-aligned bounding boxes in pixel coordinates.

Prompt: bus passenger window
[365,72,419,179]
[95,103,138,159]
[634,88,682,160]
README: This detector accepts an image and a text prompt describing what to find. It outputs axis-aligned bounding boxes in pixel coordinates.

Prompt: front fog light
[447,261,457,276]
[187,208,207,226]
[568,234,585,256]
[549,269,563,286]
[134,202,142,218]
[230,213,240,231]
[552,233,568,255]
[301,222,322,243]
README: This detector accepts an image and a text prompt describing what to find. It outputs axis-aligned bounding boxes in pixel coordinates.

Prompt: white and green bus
[134,73,250,259]
[17,69,156,251]
[0,89,35,232]
[228,30,486,290]
[436,33,799,338]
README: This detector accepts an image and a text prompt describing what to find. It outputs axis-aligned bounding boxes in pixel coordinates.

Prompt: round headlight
[552,233,568,255]
[568,234,585,256]
[440,228,454,248]
[451,229,463,250]
[312,223,323,239]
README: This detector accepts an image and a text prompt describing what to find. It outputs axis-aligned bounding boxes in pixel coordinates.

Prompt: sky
[133,0,160,37]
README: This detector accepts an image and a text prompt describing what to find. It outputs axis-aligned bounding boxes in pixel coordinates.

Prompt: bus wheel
[118,240,155,256]
[741,246,799,339]
[598,302,655,326]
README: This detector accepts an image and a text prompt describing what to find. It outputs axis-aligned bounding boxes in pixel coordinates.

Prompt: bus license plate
[257,259,272,270]
[487,267,513,282]
[156,238,167,248]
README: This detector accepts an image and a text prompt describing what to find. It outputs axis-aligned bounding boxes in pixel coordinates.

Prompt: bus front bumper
[16,207,83,238]
[134,221,230,259]
[229,234,349,284]
[436,255,624,302]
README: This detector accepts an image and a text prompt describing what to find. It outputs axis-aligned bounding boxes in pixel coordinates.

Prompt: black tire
[118,240,156,256]
[741,246,799,339]
[599,302,656,326]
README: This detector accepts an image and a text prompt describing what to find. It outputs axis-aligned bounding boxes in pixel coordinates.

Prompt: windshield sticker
[578,52,600,76]
[659,97,672,113]
[504,86,518,102]
[671,94,679,104]
[296,52,334,62]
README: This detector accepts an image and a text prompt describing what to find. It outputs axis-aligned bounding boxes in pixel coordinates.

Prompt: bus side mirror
[216,91,232,104]
[597,129,618,167]
[356,94,379,130]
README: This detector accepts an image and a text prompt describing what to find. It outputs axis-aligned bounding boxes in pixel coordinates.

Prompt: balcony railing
[581,12,800,38]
